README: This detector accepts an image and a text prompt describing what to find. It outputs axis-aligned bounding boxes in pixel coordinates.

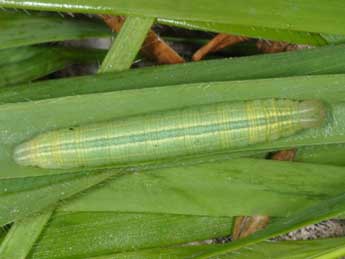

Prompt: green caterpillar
[14,99,325,169]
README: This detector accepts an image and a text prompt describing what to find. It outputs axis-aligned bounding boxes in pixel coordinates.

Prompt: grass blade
[1,1,345,35]
[158,18,333,46]
[0,10,110,49]
[0,210,53,259]
[3,44,345,103]
[80,237,345,259]
[28,212,233,259]
[295,144,345,166]
[0,171,112,226]
[99,16,154,73]
[0,46,105,87]
[192,192,345,258]
[60,159,345,217]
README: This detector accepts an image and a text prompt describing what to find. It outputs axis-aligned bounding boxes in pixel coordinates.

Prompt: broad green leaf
[86,237,345,259]
[196,192,345,258]
[99,16,154,73]
[1,74,345,179]
[28,212,233,259]
[0,46,105,87]
[0,171,112,226]
[1,1,345,35]
[3,44,345,103]
[60,159,345,217]
[295,144,345,166]
[0,10,111,49]
[0,210,52,259]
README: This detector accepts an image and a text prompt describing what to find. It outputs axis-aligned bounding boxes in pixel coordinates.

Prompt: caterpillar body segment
[13,99,325,169]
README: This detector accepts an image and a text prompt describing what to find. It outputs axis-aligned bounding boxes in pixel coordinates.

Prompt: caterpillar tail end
[298,100,327,129]
[13,141,37,168]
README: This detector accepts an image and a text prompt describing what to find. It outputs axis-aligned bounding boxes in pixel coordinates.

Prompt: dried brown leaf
[192,34,248,61]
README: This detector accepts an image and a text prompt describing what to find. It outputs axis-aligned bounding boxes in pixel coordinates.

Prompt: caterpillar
[13,99,326,169]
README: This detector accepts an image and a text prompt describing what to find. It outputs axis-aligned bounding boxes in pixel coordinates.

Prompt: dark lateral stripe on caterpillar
[13,99,326,169]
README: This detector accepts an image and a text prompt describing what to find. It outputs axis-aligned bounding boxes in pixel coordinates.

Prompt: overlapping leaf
[0,10,110,49]
[1,0,345,35]
[0,46,105,87]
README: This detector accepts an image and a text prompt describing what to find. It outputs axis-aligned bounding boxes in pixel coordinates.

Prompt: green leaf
[60,159,345,217]
[158,18,329,46]
[0,229,5,244]
[0,210,52,259]
[196,192,345,258]
[215,238,345,259]
[321,33,345,45]
[28,212,233,259]
[295,144,345,166]
[3,44,345,103]
[0,10,111,49]
[0,171,112,226]
[99,16,154,73]
[85,237,345,259]
[1,1,345,35]
[1,74,345,179]
[159,19,345,46]
[0,46,106,87]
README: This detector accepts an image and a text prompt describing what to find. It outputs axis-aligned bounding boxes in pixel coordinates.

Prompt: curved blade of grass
[0,10,111,49]
[0,151,265,196]
[3,44,345,103]
[194,192,345,258]
[1,0,345,35]
[295,144,345,166]
[28,212,233,259]
[321,34,345,45]
[1,74,345,179]
[215,238,345,259]
[83,237,345,259]
[158,19,327,46]
[0,171,112,226]
[0,210,52,259]
[99,16,154,73]
[0,46,106,87]
[159,19,345,46]
[60,159,345,217]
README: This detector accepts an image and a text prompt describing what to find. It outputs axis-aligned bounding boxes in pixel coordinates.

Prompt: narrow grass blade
[60,159,345,217]
[0,210,52,259]
[195,192,345,258]
[159,19,345,46]
[295,144,345,166]
[0,171,112,226]
[0,10,111,49]
[99,16,154,73]
[158,18,331,46]
[85,237,345,259]
[3,44,345,103]
[1,1,345,35]
[0,46,105,87]
[28,212,233,259]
